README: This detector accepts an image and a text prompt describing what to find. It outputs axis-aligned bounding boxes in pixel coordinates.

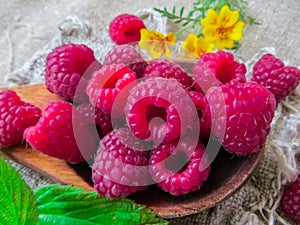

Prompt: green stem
[175,24,196,37]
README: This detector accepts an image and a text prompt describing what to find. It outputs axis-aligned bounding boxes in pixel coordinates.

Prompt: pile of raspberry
[0,16,299,224]
[1,41,299,201]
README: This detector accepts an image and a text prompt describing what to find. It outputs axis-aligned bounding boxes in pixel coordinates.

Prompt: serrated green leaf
[35,184,168,225]
[0,157,38,225]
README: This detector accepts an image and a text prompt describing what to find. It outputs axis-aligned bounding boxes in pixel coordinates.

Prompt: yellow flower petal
[200,5,245,50]
[182,34,197,50]
[215,39,234,50]
[219,5,239,28]
[228,21,245,40]
[149,41,164,58]
[165,32,176,45]
[182,34,215,58]
[196,38,215,53]
[201,9,219,27]
[138,29,175,58]
[138,40,151,51]
[202,27,218,41]
[164,45,173,58]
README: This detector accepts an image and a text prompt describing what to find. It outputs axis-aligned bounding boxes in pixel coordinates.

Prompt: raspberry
[204,82,276,156]
[149,138,210,196]
[75,103,113,138]
[24,101,97,163]
[193,51,246,93]
[189,91,211,139]
[104,45,148,78]
[86,64,137,117]
[109,14,146,45]
[45,43,100,102]
[0,90,41,147]
[92,128,151,198]
[280,174,300,223]
[251,53,300,102]
[125,77,197,144]
[143,58,194,91]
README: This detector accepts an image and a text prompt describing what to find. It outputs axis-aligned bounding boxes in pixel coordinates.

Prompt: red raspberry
[104,45,148,78]
[193,51,246,93]
[280,174,300,223]
[189,91,211,139]
[149,138,210,196]
[45,43,100,102]
[251,53,300,102]
[125,77,197,144]
[0,90,41,147]
[86,64,137,118]
[109,14,146,45]
[143,58,194,91]
[92,128,151,198]
[75,103,113,138]
[24,101,97,163]
[204,82,276,156]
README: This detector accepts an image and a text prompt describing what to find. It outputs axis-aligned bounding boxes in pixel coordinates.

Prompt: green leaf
[35,184,168,225]
[0,157,38,225]
[172,6,176,14]
[179,7,185,17]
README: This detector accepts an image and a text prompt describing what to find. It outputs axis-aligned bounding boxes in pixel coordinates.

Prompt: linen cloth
[2,7,300,225]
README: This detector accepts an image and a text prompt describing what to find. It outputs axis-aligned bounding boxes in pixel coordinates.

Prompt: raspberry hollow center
[164,151,189,174]
[124,28,140,38]
[145,104,167,123]
[216,65,234,84]
[103,67,132,89]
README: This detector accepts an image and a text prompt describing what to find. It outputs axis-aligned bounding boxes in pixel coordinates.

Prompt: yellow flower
[200,5,245,50]
[138,29,176,58]
[182,34,215,58]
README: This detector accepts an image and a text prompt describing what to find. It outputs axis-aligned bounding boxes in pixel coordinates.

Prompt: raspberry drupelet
[0,90,41,147]
[149,138,210,196]
[24,100,97,163]
[251,53,300,103]
[125,77,197,144]
[45,43,99,102]
[143,58,195,91]
[109,14,146,45]
[92,128,151,198]
[193,51,246,93]
[104,44,148,78]
[204,81,276,156]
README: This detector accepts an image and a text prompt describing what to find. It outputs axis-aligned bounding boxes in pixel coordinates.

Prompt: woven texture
[2,9,300,225]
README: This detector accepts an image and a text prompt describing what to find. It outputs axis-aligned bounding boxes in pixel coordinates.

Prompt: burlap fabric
[2,10,300,225]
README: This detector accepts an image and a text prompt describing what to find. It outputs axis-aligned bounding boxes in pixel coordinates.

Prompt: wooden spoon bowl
[1,65,264,218]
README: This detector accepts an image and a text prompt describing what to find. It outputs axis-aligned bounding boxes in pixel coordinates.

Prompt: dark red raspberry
[24,100,97,163]
[280,174,300,224]
[75,103,113,138]
[149,138,210,196]
[104,45,148,78]
[45,43,100,102]
[86,64,137,118]
[189,91,211,139]
[251,53,300,102]
[109,14,146,45]
[92,128,151,198]
[0,90,41,147]
[143,58,194,91]
[204,82,276,156]
[193,51,246,93]
[125,77,197,144]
